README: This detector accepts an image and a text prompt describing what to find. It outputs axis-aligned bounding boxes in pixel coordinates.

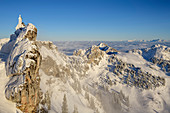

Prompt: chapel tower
[15,15,25,30]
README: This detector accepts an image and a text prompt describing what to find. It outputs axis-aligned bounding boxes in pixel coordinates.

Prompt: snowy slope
[0,53,16,113]
[116,51,170,113]
[128,44,170,61]
[37,41,105,113]
[1,37,170,113]
[127,44,170,76]
[73,43,170,113]
[1,36,170,113]
[0,38,10,50]
[37,41,170,113]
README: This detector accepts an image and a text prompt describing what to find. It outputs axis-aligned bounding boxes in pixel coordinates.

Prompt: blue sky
[0,0,170,41]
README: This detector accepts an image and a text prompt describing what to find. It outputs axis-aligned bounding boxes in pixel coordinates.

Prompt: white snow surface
[0,53,16,113]
[117,52,167,77]
[38,41,170,113]
[0,38,10,50]
[6,38,35,76]
[128,44,170,61]
[0,38,170,113]
[3,23,38,101]
[54,42,170,112]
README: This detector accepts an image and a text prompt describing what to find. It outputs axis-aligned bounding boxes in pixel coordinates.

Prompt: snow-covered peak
[150,44,168,50]
[5,22,38,76]
[98,42,118,54]
[16,23,37,42]
[4,21,43,112]
[73,43,118,66]
[26,23,37,31]
[74,43,118,56]
[151,44,161,48]
[129,44,170,61]
[97,42,107,48]
[126,44,170,75]
[0,23,37,54]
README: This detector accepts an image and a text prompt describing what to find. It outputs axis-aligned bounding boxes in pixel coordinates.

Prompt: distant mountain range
[127,39,168,42]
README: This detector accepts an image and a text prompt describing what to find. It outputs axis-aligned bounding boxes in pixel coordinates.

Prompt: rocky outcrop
[108,55,165,89]
[74,43,166,90]
[151,57,170,73]
[74,43,118,65]
[5,23,42,112]
[97,43,118,54]
[37,41,89,78]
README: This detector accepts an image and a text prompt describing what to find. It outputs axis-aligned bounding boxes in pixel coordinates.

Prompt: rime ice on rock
[5,16,41,112]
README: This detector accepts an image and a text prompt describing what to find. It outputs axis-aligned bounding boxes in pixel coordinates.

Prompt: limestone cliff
[73,43,118,65]
[5,23,42,112]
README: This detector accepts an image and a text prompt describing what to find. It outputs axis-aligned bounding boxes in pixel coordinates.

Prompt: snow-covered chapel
[15,15,25,30]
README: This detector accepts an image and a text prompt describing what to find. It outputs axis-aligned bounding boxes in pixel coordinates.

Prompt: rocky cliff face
[73,43,118,65]
[36,41,89,78]
[5,23,42,112]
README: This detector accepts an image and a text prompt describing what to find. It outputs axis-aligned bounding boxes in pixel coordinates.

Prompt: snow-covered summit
[73,43,118,65]
[5,23,37,75]
[98,42,118,54]
[129,44,170,61]
[0,23,37,55]
[4,19,42,112]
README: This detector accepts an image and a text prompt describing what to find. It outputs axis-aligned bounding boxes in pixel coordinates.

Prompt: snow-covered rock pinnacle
[5,21,41,112]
